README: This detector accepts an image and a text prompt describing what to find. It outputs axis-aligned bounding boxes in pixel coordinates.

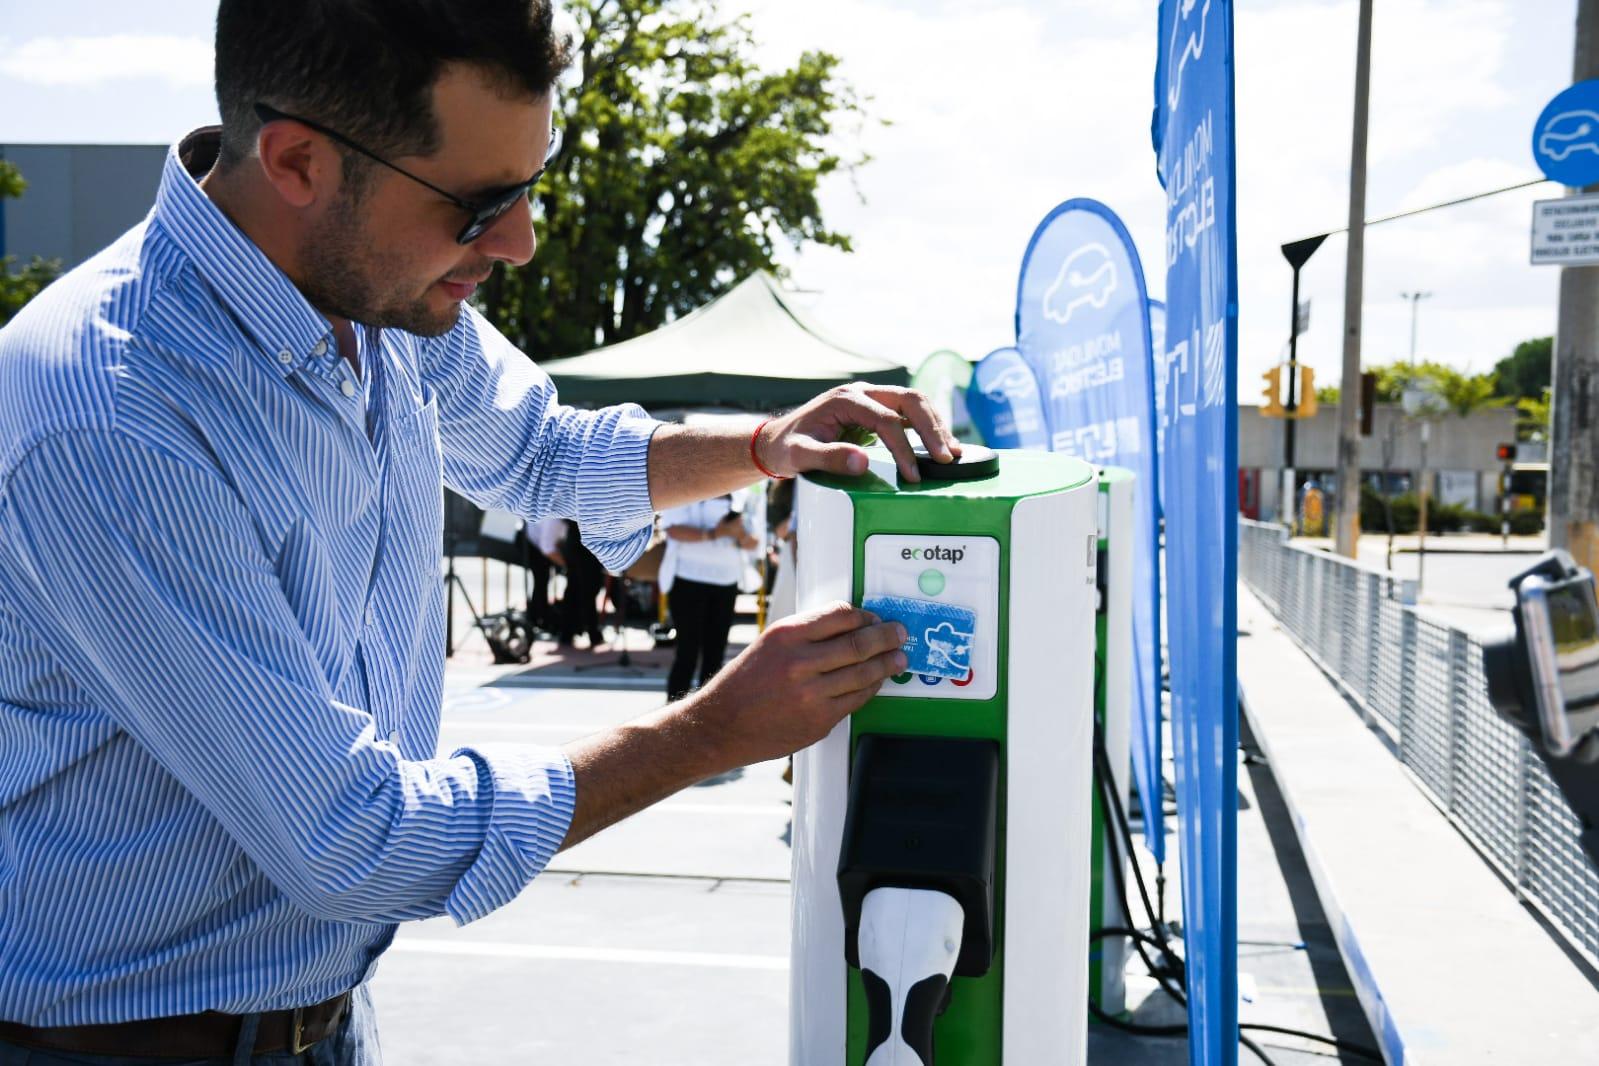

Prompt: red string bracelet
[750,418,790,480]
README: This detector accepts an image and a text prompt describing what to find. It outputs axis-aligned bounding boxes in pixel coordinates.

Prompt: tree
[0,160,62,327]
[1517,387,1551,443]
[1493,336,1552,401]
[1359,359,1501,415]
[477,0,868,359]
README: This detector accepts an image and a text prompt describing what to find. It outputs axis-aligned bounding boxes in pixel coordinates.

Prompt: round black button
[912,444,999,481]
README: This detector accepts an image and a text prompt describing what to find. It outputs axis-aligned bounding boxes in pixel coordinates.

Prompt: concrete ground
[368,632,1379,1064]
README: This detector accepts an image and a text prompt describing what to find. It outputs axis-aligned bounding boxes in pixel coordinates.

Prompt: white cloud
[0,34,212,89]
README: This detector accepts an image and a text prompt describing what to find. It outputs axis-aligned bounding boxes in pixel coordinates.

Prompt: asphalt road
[364,650,1375,1064]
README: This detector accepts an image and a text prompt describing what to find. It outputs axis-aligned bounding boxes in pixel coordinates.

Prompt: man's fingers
[809,619,908,673]
[788,600,883,643]
[867,386,959,464]
[837,394,920,482]
[823,648,906,700]
[788,436,869,478]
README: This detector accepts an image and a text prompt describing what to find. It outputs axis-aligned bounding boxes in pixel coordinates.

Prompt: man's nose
[475,196,536,266]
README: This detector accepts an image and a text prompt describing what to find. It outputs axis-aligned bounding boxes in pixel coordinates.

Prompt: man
[0,1,957,1062]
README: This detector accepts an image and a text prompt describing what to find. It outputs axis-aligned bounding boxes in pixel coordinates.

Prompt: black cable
[1089,657,1385,1063]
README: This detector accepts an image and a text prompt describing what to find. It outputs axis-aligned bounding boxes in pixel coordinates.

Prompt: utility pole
[1551,0,1599,572]
[1400,291,1431,362]
[1334,0,1374,558]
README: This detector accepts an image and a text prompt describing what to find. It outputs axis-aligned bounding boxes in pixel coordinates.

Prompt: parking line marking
[390,937,789,971]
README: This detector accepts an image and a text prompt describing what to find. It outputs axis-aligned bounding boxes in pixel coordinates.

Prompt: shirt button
[312,339,328,356]
[340,379,356,398]
[387,729,401,745]
[277,349,293,365]
[365,605,376,627]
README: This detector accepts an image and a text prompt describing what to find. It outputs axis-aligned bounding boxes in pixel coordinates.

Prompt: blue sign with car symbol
[1534,80,1599,187]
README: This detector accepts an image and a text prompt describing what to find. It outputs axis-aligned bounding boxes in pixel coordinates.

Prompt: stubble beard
[298,190,462,338]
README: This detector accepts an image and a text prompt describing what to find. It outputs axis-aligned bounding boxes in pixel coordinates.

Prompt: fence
[1239,519,1599,970]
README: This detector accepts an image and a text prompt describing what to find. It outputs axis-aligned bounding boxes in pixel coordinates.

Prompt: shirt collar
[151,127,335,375]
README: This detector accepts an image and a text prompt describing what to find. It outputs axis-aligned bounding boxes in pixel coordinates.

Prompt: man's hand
[687,601,908,766]
[559,602,907,849]
[754,383,962,484]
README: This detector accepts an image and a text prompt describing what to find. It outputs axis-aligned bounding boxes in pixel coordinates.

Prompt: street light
[1279,235,1329,526]
[1400,290,1432,363]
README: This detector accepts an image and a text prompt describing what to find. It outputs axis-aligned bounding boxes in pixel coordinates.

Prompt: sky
[0,0,1577,398]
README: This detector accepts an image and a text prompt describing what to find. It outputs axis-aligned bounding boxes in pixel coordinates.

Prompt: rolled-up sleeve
[0,429,573,926]
[422,307,660,572]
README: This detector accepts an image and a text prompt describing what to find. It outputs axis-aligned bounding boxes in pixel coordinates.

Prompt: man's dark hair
[213,0,573,175]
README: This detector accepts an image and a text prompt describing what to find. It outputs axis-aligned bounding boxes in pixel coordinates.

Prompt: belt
[0,991,350,1059]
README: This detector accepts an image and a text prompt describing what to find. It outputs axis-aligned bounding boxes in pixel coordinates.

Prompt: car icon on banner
[1042,242,1119,326]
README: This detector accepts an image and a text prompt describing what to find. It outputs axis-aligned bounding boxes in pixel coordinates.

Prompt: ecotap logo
[900,544,966,566]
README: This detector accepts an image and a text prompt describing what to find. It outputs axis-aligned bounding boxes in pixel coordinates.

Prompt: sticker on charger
[863,594,977,681]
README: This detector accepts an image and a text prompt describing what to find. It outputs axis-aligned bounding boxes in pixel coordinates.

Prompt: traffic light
[1297,367,1318,419]
[1261,365,1287,417]
[1497,442,1517,463]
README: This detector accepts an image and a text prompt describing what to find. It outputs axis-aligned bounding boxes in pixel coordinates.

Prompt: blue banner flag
[1154,0,1239,1062]
[1013,200,1164,866]
[965,346,1050,451]
[1148,299,1168,518]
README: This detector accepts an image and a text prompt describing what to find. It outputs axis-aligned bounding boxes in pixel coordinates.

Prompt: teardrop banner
[1154,0,1241,1060]
[964,346,1051,451]
[1013,199,1166,872]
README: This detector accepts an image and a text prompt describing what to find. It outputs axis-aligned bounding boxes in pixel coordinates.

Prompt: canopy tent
[539,272,908,410]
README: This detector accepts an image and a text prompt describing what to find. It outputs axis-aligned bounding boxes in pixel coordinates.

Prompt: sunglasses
[252,102,562,244]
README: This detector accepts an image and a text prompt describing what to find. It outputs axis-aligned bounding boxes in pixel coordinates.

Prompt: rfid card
[862,594,978,681]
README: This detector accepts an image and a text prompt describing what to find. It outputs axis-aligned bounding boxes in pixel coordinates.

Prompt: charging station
[1090,467,1133,1018]
[789,446,1099,1065]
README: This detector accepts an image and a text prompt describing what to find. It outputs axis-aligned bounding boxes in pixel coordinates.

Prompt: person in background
[558,520,608,648]
[660,487,759,701]
[526,514,565,634]
[766,477,798,624]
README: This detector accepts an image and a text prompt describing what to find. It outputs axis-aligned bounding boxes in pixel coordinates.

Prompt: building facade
[1,144,167,270]
[1239,402,1523,521]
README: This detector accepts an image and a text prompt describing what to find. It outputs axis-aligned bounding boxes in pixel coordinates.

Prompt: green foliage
[1358,485,1525,535]
[1493,336,1552,401]
[1362,359,1502,417]
[476,0,868,358]
[1517,387,1552,442]
[1315,384,1340,405]
[0,160,62,327]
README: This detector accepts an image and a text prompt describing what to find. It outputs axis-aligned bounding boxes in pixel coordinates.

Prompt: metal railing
[1239,519,1599,970]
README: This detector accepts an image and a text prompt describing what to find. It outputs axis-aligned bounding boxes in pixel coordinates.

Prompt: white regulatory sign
[1531,194,1599,266]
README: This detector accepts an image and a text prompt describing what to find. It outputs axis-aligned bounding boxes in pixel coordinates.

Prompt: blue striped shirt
[0,130,660,1025]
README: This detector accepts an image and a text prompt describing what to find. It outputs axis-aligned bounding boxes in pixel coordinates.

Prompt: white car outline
[1539,109,1599,162]
[1042,242,1119,326]
[980,364,1038,405]
[1165,0,1212,113]
[924,621,973,672]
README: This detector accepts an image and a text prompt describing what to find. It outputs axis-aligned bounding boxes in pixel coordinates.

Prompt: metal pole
[1285,265,1302,531]
[1401,291,1431,363]
[1418,421,1429,591]
[1334,0,1374,558]
[1551,0,1599,571]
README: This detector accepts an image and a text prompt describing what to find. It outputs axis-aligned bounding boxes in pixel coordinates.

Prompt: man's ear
[254,121,337,210]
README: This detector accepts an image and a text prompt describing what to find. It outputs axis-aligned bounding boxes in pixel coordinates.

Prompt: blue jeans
[0,986,380,1066]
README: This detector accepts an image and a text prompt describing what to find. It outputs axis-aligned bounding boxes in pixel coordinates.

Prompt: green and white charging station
[1089,467,1133,1018]
[789,446,1099,1065]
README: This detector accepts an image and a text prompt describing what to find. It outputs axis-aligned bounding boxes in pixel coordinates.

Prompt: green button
[918,568,945,596]
[891,672,913,685]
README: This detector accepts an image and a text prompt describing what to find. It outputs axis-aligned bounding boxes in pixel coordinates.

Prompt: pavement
[1237,582,1599,1064]
[366,623,1380,1064]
